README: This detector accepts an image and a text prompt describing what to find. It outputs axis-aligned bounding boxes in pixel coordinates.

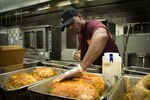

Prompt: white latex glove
[72,50,81,61]
[53,64,84,83]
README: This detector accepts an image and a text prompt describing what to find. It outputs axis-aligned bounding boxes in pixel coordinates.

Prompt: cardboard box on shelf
[0,46,25,73]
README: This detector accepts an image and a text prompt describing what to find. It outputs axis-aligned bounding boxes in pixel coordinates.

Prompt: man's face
[66,16,82,34]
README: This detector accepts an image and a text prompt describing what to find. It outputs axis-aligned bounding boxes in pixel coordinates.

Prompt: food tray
[0,66,67,91]
[28,73,110,100]
[107,75,142,100]
[42,61,101,73]
[0,66,67,100]
[123,66,150,75]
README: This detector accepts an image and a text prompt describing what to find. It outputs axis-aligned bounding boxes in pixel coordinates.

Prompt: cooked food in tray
[50,73,105,100]
[32,67,57,81]
[51,80,99,100]
[124,74,150,100]
[5,73,37,89]
[76,73,105,96]
[5,67,58,89]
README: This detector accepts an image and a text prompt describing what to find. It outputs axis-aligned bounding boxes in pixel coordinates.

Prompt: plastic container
[102,52,122,88]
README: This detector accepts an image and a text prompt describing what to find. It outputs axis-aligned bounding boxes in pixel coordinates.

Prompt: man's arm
[80,27,108,71]
[53,27,108,83]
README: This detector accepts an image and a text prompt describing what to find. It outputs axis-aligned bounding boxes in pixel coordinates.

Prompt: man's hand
[53,65,84,83]
[72,50,81,61]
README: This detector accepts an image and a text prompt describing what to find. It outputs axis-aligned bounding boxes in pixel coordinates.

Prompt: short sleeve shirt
[78,20,119,66]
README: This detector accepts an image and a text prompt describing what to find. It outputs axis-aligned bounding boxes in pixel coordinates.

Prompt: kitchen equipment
[0,66,67,100]
[107,75,142,100]
[22,26,50,60]
[128,53,150,68]
[22,26,48,52]
[28,73,110,100]
[22,25,61,60]
[124,23,150,34]
[123,66,150,75]
[61,28,78,61]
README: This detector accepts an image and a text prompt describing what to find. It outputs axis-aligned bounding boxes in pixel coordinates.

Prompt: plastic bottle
[102,52,122,88]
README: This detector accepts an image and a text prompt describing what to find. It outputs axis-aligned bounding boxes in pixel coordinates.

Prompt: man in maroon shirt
[54,7,119,82]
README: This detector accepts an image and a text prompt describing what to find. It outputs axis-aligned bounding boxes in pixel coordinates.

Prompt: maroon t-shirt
[78,20,119,66]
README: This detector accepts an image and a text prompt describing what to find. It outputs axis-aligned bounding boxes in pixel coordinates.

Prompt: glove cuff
[77,64,84,74]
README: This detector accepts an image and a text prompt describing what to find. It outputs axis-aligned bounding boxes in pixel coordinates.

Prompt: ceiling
[0,0,150,26]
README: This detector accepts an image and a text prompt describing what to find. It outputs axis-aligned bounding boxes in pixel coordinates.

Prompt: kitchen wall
[8,26,23,46]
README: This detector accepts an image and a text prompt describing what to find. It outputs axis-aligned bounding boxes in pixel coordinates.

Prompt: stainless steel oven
[61,28,78,61]
[23,30,35,51]
[23,27,48,52]
[22,25,61,60]
[22,26,49,60]
[36,28,47,52]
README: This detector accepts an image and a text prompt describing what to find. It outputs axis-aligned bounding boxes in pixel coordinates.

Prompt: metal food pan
[0,67,67,100]
[0,66,67,91]
[107,75,141,100]
[65,64,101,73]
[0,88,5,100]
[28,73,110,100]
[42,61,101,73]
[65,66,100,73]
[123,66,150,75]
[28,77,76,100]
[42,61,79,70]
[2,86,32,100]
[42,61,68,69]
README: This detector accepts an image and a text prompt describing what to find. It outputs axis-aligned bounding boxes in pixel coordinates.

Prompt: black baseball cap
[61,7,78,31]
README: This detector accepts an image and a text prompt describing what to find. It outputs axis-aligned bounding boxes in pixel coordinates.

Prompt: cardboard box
[0,45,23,50]
[0,63,23,74]
[0,46,25,73]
